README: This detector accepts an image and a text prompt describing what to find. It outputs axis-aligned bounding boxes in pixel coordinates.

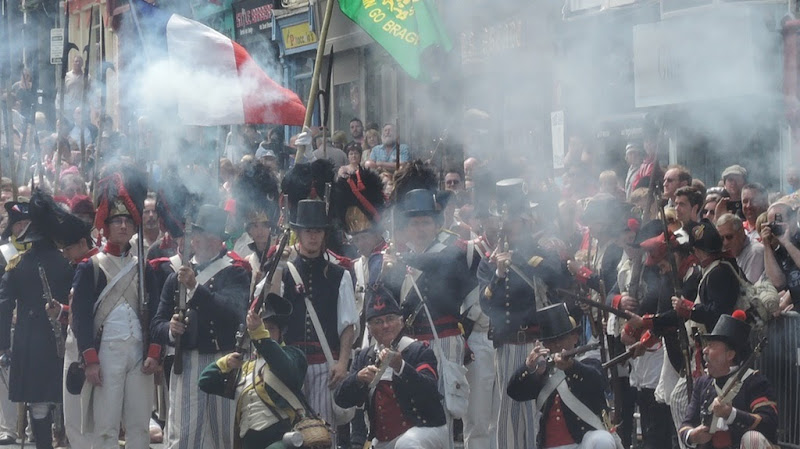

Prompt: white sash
[708,368,755,433]
[0,243,18,264]
[169,254,182,274]
[195,255,233,287]
[91,254,138,332]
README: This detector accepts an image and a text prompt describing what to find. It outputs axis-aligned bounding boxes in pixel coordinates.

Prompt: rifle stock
[173,212,193,375]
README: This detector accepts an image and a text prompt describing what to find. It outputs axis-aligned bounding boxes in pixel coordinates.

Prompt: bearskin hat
[281,159,334,223]
[232,161,280,227]
[94,163,148,236]
[392,160,437,204]
[333,168,385,234]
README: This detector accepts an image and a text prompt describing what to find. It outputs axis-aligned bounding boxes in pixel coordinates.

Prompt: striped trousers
[166,350,234,449]
[495,342,539,449]
[303,361,336,425]
[669,377,689,449]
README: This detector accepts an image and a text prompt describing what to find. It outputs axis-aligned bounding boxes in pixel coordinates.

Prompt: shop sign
[234,0,273,37]
[633,6,773,107]
[282,21,317,50]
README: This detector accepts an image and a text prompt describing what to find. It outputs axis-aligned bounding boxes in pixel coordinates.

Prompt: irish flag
[132,0,305,126]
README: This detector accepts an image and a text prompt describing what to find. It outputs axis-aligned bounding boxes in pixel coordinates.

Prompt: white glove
[295,126,312,147]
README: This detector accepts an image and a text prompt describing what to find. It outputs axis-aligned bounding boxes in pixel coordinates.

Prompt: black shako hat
[365,286,402,321]
[493,178,535,217]
[403,189,439,217]
[290,199,329,229]
[3,201,29,240]
[701,311,751,357]
[537,303,579,341]
[193,204,228,240]
[689,220,723,254]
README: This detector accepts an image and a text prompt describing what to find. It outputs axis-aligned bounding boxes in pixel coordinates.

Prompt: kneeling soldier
[335,288,447,449]
[507,303,618,449]
[199,296,307,449]
[680,311,777,449]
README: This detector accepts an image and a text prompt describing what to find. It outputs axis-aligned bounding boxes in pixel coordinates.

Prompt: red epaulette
[79,247,101,264]
[327,250,353,271]
[228,251,253,272]
[148,257,172,270]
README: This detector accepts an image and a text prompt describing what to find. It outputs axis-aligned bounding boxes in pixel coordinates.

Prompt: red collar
[104,242,129,257]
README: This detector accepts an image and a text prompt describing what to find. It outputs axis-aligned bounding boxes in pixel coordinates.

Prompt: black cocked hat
[701,311,751,357]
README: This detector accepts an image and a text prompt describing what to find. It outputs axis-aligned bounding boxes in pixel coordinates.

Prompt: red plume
[731,310,747,321]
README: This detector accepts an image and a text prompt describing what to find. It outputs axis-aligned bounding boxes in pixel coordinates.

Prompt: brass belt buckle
[517,325,529,344]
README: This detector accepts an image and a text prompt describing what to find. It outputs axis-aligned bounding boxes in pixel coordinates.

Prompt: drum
[293,417,332,448]
[754,312,800,446]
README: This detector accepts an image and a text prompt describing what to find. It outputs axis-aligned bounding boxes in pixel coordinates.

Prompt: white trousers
[372,425,449,449]
[434,334,465,449]
[495,342,538,449]
[463,330,497,449]
[166,350,234,449]
[93,338,153,449]
[0,365,17,438]
[63,327,95,448]
[548,430,618,449]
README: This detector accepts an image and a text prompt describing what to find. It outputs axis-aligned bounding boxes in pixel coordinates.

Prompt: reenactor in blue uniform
[0,190,74,449]
[152,204,251,449]
[335,289,447,449]
[679,312,777,449]
[507,303,617,449]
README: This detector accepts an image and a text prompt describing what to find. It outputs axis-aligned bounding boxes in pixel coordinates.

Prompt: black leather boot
[31,416,53,449]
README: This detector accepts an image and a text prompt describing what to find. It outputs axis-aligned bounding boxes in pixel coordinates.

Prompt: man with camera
[762,200,800,308]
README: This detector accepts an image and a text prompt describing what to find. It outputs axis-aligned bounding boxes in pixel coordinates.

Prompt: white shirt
[736,238,765,284]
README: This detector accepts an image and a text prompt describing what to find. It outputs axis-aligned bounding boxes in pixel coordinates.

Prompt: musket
[657,194,695,401]
[223,324,247,399]
[556,289,633,320]
[602,342,641,369]
[1,0,17,199]
[79,7,93,179]
[173,209,194,375]
[704,337,767,433]
[39,265,66,358]
[324,182,332,217]
[253,227,291,315]
[368,331,405,388]
[544,341,601,367]
[137,220,149,363]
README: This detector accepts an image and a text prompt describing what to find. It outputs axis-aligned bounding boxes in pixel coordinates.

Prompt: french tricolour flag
[133,0,305,126]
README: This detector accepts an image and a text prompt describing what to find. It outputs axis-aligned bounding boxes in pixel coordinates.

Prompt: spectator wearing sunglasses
[717,213,765,283]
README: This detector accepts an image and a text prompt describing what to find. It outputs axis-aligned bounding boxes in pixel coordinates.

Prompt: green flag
[339,0,452,80]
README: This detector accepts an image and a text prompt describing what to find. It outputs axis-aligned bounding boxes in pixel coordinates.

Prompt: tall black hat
[701,310,751,357]
[2,200,29,240]
[290,199,329,229]
[365,285,402,321]
[333,168,385,234]
[281,159,334,224]
[193,205,228,240]
[493,178,534,217]
[232,161,280,227]
[403,189,438,217]
[537,303,579,341]
[260,293,294,328]
[582,195,622,225]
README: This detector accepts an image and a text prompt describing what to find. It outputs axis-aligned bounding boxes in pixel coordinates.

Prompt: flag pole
[295,0,335,163]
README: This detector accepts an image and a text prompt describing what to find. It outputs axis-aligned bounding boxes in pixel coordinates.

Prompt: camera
[769,213,786,237]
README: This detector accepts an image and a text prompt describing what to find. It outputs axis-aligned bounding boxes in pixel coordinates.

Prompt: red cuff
[676,299,694,319]
[611,294,622,310]
[147,344,162,360]
[641,314,655,330]
[639,330,659,347]
[83,348,99,365]
[574,266,593,284]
